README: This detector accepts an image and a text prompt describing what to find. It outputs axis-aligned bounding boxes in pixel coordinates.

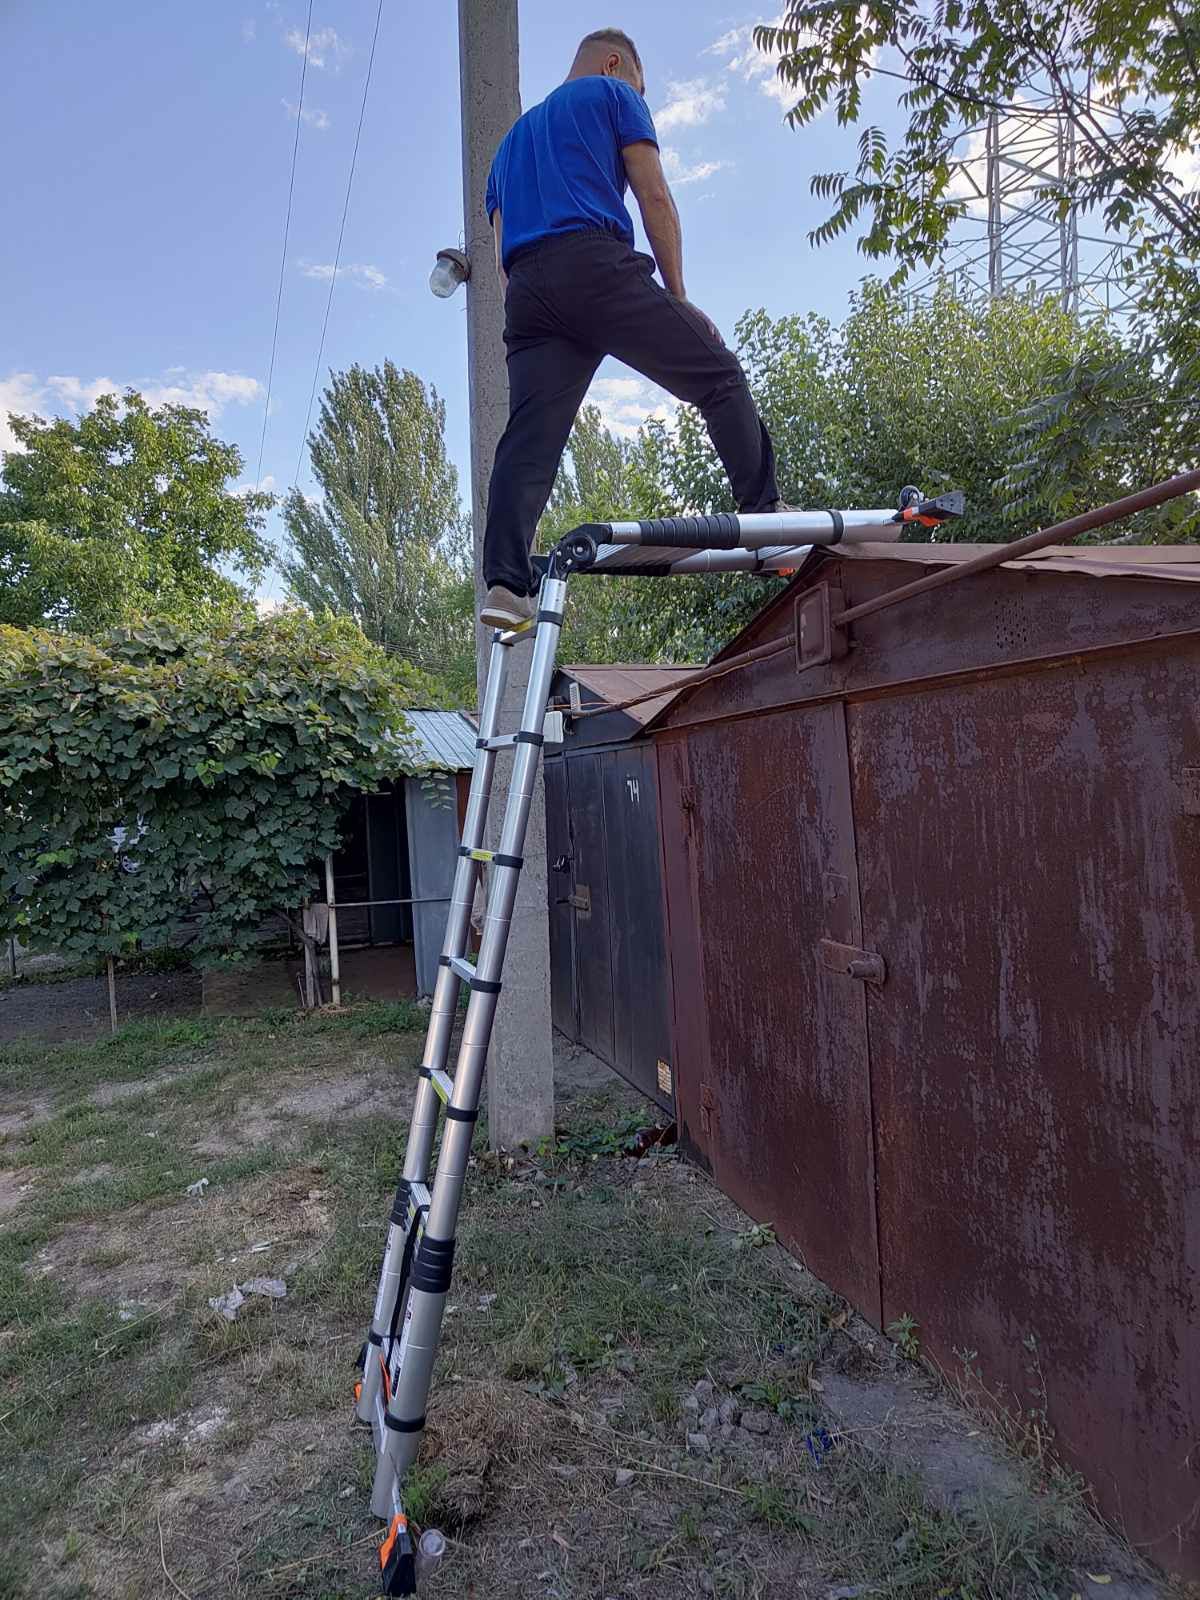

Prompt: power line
[292,0,387,494]
[255,0,315,490]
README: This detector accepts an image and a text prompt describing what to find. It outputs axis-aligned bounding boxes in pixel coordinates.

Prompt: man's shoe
[480,584,535,630]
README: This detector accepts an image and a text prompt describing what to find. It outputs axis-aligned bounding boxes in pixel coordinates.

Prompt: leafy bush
[0,612,427,963]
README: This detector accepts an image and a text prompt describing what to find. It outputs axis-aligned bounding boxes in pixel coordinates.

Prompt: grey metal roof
[401,709,478,772]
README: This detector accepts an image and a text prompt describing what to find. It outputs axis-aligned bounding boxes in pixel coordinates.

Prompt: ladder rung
[409,1181,430,1211]
[496,619,536,645]
[479,733,520,750]
[449,955,476,984]
[430,1069,454,1103]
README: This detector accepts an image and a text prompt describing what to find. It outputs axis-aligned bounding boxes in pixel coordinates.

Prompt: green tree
[0,390,271,629]
[282,362,473,701]
[758,0,1200,507]
[658,286,1185,543]
[547,287,1184,662]
[0,613,426,965]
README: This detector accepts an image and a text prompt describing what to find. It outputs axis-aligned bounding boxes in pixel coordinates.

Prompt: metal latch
[567,884,591,915]
[819,938,885,985]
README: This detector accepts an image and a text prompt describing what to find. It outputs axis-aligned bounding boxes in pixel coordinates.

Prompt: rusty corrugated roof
[559,664,699,726]
[831,540,1200,583]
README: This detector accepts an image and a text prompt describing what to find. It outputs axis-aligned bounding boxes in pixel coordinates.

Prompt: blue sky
[1,1,901,594]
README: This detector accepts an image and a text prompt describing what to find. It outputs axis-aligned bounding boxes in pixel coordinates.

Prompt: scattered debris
[207,1276,287,1319]
[240,1276,287,1300]
[185,1178,209,1199]
[207,1286,245,1322]
[614,1468,635,1488]
[140,1405,229,1448]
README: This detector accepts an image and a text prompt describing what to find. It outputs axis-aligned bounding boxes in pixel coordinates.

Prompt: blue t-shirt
[485,76,658,268]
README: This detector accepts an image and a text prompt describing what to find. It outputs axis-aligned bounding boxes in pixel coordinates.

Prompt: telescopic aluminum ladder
[355,493,963,1595]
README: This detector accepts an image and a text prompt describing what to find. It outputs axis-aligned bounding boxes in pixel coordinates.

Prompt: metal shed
[327,710,476,998]
[544,665,693,1110]
[644,540,1200,1578]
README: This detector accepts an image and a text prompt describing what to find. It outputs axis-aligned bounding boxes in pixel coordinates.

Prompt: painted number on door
[626,776,640,805]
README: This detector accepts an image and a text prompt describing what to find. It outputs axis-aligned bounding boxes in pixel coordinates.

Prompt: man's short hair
[578,27,642,74]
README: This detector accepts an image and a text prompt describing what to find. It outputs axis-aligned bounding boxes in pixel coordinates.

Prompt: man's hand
[681,299,724,345]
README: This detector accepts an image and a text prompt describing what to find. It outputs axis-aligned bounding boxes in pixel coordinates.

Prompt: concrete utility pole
[457,0,555,1150]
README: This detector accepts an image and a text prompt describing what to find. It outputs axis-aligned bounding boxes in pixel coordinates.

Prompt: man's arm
[492,209,507,293]
[623,142,722,343]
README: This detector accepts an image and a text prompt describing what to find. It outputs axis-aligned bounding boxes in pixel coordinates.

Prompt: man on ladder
[479,26,784,630]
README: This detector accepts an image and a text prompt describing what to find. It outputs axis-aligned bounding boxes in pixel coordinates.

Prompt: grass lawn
[0,1002,1154,1599]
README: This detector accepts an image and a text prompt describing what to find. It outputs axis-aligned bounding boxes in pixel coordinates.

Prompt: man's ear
[604,51,621,76]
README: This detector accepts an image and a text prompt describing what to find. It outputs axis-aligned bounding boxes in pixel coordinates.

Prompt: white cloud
[705,18,799,108]
[45,374,121,410]
[655,77,726,132]
[662,146,729,186]
[587,375,678,439]
[282,99,330,130]
[242,17,256,43]
[0,373,47,457]
[285,25,349,69]
[301,261,388,290]
[0,370,262,458]
[139,372,263,413]
[233,474,276,497]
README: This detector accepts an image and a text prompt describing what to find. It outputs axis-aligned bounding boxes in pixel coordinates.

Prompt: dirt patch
[0,1100,53,1136]
[820,1370,1022,1509]
[27,1165,334,1304]
[272,1072,381,1118]
[90,1069,183,1107]
[0,969,203,1044]
[189,1070,386,1156]
[0,1168,35,1216]
[69,1163,118,1187]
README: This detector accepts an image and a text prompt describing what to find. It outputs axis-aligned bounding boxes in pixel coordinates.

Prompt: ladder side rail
[356,635,511,1427]
[405,633,511,1178]
[375,576,567,1493]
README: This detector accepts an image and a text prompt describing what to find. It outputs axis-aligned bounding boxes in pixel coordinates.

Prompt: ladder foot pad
[380,1514,416,1596]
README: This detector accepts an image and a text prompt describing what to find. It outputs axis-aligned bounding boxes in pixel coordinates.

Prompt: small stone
[686,1431,711,1455]
[828,1588,863,1600]
[698,1572,716,1595]
[614,1468,635,1488]
[692,1378,715,1403]
[717,1397,740,1425]
[681,1394,701,1414]
[717,1423,736,1443]
[740,1408,772,1436]
[699,1405,719,1431]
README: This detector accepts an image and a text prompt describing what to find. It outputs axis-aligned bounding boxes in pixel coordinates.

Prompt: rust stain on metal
[649,549,1200,1579]
[666,704,882,1322]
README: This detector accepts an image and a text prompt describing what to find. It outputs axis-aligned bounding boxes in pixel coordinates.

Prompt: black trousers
[482,227,779,594]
